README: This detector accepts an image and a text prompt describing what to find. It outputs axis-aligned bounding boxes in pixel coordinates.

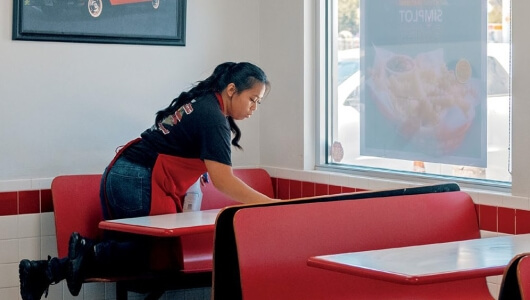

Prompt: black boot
[67,232,95,296]
[19,256,67,300]
[19,258,51,300]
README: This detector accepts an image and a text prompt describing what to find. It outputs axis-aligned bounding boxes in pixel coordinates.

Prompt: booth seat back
[52,174,152,300]
[52,174,216,299]
[518,256,530,299]
[499,252,530,300]
[51,169,275,273]
[212,182,462,299]
[232,191,492,300]
[200,168,274,210]
[52,174,104,258]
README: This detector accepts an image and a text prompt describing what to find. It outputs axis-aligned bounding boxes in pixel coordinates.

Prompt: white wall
[0,0,263,182]
[3,0,529,195]
[1,0,529,195]
[258,0,308,169]
[509,0,530,197]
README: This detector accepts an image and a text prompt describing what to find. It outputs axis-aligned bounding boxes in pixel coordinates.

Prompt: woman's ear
[226,83,237,98]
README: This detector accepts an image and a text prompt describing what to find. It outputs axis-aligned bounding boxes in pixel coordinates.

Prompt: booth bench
[212,186,494,300]
[51,168,274,300]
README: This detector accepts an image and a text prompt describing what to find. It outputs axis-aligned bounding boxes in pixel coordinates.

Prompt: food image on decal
[368,48,479,155]
[455,59,472,83]
[386,55,415,74]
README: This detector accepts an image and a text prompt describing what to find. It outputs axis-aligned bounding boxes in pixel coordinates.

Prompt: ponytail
[227,116,242,150]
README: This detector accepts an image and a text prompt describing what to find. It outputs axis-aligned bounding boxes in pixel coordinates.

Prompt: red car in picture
[88,0,160,18]
[27,0,161,18]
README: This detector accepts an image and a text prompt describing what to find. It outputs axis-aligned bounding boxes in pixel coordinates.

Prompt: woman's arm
[204,159,278,204]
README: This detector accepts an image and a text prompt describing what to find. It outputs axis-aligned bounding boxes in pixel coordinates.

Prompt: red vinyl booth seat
[518,256,530,299]
[52,168,275,274]
[52,174,104,259]
[232,191,493,300]
[51,168,274,298]
[52,174,152,300]
[499,252,530,300]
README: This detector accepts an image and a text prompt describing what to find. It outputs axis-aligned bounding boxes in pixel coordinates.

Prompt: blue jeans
[100,155,151,220]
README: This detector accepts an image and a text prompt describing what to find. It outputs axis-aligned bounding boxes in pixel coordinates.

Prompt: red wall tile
[277,178,290,200]
[0,179,527,237]
[19,190,40,214]
[41,189,54,213]
[342,187,356,193]
[315,183,328,196]
[329,185,342,195]
[498,207,515,234]
[270,177,277,198]
[479,205,497,232]
[289,180,302,199]
[516,210,530,234]
[302,182,315,198]
[0,192,17,216]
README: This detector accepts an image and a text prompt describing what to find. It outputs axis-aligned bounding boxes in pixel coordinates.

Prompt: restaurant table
[307,233,530,285]
[98,208,221,237]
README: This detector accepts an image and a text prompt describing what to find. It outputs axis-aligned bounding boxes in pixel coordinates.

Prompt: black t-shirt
[123,93,232,168]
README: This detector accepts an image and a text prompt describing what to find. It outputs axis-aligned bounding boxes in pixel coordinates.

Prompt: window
[319,0,512,186]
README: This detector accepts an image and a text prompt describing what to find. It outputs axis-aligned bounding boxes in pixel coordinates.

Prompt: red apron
[150,154,207,215]
[102,141,207,218]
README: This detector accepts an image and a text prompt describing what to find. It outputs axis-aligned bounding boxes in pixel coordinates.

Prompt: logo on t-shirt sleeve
[157,101,195,135]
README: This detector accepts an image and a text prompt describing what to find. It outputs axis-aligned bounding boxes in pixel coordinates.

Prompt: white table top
[308,233,530,284]
[99,209,221,237]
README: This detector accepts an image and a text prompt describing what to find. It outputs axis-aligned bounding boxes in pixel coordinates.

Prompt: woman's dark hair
[156,62,270,149]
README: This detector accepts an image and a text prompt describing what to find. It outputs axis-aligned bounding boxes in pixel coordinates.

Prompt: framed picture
[12,0,186,46]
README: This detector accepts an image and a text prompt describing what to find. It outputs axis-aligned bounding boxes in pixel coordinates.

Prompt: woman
[19,62,277,300]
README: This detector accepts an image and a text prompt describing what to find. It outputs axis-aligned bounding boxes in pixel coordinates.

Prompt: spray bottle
[183,175,204,212]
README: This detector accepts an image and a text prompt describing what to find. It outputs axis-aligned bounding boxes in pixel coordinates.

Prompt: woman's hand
[204,160,277,204]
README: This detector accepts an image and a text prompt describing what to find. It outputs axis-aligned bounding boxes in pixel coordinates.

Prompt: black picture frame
[12,0,186,46]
